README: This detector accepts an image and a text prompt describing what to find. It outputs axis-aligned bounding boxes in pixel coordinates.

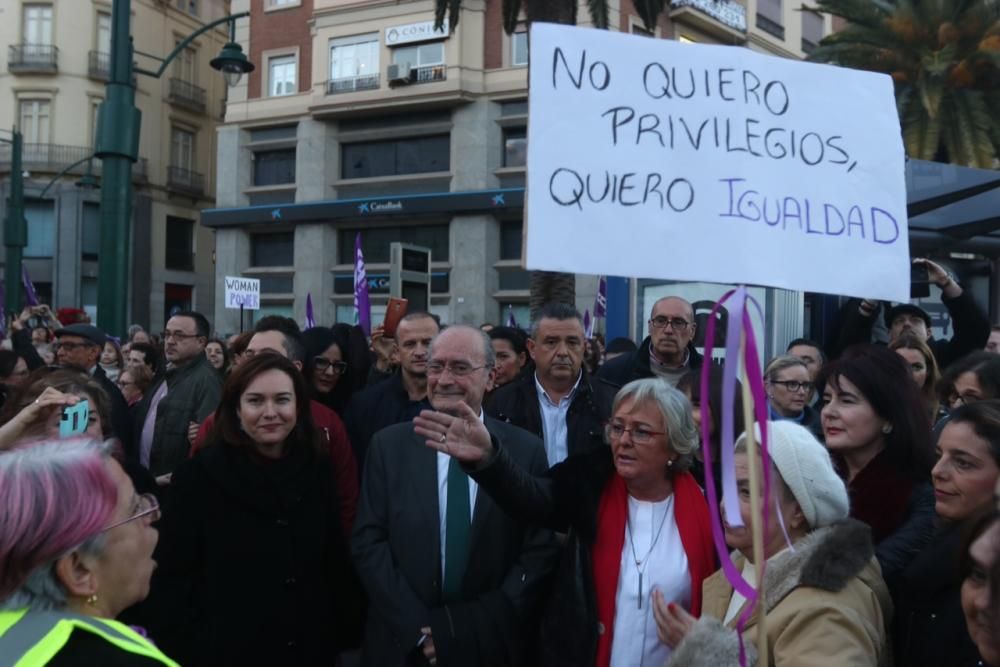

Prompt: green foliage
[809,0,1000,167]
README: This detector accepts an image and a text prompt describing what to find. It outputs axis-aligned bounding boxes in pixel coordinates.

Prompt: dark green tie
[443,457,471,601]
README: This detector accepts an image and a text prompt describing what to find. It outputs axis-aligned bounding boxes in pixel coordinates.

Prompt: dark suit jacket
[352,417,557,667]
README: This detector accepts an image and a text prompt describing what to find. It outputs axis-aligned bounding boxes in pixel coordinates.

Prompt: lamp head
[211,42,254,87]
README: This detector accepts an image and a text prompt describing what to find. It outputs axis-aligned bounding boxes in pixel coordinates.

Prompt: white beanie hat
[736,421,849,529]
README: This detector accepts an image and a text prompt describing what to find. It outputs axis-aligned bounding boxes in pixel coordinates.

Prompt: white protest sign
[224,276,260,310]
[526,24,910,302]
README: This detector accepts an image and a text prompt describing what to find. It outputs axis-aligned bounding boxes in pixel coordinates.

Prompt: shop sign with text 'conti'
[385,19,449,46]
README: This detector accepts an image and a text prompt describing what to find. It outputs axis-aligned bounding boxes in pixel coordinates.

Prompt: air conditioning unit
[387,63,412,87]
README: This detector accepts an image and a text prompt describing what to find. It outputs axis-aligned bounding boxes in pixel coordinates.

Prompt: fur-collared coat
[667,520,893,667]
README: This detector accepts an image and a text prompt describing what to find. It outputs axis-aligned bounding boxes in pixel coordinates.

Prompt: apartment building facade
[207,0,830,334]
[0,0,231,331]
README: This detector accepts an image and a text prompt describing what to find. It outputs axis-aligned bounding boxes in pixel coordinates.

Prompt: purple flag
[22,265,39,307]
[305,293,316,330]
[593,276,607,319]
[584,309,593,339]
[353,233,371,336]
[506,304,517,328]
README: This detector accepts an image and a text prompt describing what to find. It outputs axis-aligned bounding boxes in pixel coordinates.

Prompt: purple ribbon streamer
[594,275,607,318]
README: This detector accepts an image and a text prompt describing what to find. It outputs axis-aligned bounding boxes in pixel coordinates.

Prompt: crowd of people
[0,258,998,666]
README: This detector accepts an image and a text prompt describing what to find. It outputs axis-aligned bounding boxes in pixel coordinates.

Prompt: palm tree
[435,0,674,318]
[808,0,1000,168]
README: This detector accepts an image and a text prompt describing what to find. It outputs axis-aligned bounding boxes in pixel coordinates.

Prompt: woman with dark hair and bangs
[147,354,362,666]
[301,324,370,417]
[818,344,935,582]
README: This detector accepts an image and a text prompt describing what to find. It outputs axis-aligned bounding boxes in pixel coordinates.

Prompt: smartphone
[383,297,409,338]
[59,400,90,439]
[910,263,930,299]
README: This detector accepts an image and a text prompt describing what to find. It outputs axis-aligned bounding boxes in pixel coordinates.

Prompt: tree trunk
[524,0,578,322]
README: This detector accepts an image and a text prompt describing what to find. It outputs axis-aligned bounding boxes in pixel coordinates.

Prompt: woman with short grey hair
[418,377,717,667]
[0,439,174,664]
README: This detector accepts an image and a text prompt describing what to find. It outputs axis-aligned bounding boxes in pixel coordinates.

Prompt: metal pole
[95,0,141,337]
[4,129,26,317]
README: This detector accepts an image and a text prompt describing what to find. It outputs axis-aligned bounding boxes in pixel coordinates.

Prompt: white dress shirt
[535,372,582,466]
[437,410,483,578]
[609,495,690,667]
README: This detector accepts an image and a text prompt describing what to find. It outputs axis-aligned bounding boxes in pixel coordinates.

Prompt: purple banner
[354,233,371,336]
[305,293,316,330]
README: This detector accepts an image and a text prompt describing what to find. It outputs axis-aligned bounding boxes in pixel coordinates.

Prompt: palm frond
[586,0,610,29]
[501,0,523,34]
[633,0,667,32]
[812,0,890,28]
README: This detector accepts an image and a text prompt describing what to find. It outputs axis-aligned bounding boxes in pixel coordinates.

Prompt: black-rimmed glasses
[314,358,348,375]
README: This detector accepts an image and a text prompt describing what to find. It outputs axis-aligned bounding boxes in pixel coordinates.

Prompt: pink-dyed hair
[0,440,118,602]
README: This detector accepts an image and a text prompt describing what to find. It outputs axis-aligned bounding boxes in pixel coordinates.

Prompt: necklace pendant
[638,572,643,609]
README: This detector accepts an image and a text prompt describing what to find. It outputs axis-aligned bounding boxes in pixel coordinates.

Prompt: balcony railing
[671,0,747,33]
[327,74,380,95]
[8,44,58,73]
[167,78,207,114]
[88,51,110,80]
[0,142,147,183]
[166,165,205,197]
[756,13,786,40]
[413,65,446,84]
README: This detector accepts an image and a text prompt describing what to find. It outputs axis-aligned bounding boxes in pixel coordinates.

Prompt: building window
[330,34,379,85]
[23,5,53,46]
[801,9,823,53]
[184,0,198,16]
[24,201,55,258]
[268,55,297,96]
[757,0,784,39]
[500,220,523,260]
[170,127,195,170]
[82,203,100,259]
[96,12,111,54]
[392,42,444,69]
[253,148,296,186]
[164,283,193,324]
[251,232,295,267]
[503,127,526,168]
[165,216,195,271]
[173,44,196,84]
[511,31,528,66]
[19,99,50,144]
[266,0,299,7]
[678,34,696,43]
[338,225,449,264]
[341,135,450,179]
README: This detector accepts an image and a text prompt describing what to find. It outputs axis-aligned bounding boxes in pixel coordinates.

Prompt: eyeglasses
[605,421,665,444]
[314,358,348,375]
[769,380,814,393]
[650,317,690,330]
[950,393,981,408]
[117,380,136,389]
[160,330,201,341]
[426,361,487,377]
[102,493,160,532]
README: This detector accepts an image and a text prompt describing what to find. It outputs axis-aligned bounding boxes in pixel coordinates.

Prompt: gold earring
[86,594,98,606]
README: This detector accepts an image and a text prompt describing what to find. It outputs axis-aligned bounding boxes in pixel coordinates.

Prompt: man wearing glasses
[134,311,222,485]
[598,296,704,389]
[353,325,556,667]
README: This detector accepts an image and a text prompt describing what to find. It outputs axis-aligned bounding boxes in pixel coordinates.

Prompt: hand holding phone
[383,298,409,338]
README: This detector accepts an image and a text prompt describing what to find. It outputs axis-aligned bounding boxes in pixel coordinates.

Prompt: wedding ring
[439,434,447,443]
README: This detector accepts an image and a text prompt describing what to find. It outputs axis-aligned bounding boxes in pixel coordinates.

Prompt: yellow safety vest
[0,608,178,667]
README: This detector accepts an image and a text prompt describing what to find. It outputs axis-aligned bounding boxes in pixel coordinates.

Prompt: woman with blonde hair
[889,333,943,423]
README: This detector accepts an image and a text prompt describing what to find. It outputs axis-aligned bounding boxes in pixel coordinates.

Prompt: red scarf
[591,472,715,667]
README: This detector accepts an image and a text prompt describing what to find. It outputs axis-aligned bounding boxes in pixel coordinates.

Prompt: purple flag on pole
[584,309,593,339]
[22,265,39,307]
[506,305,517,328]
[305,293,316,330]
[593,276,607,319]
[354,233,371,336]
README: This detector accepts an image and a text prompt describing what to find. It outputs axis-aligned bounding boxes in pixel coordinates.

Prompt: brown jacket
[667,520,893,667]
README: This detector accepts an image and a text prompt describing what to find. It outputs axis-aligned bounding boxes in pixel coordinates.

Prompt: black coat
[486,371,616,461]
[835,292,990,368]
[892,521,981,667]
[597,336,705,388]
[471,443,619,667]
[146,441,362,666]
[92,364,135,461]
[351,418,557,667]
[344,372,429,471]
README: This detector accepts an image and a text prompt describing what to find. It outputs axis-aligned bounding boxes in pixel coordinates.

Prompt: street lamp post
[2,129,25,317]
[95,0,252,336]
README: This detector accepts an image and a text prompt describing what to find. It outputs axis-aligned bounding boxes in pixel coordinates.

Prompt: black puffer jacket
[486,371,616,460]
